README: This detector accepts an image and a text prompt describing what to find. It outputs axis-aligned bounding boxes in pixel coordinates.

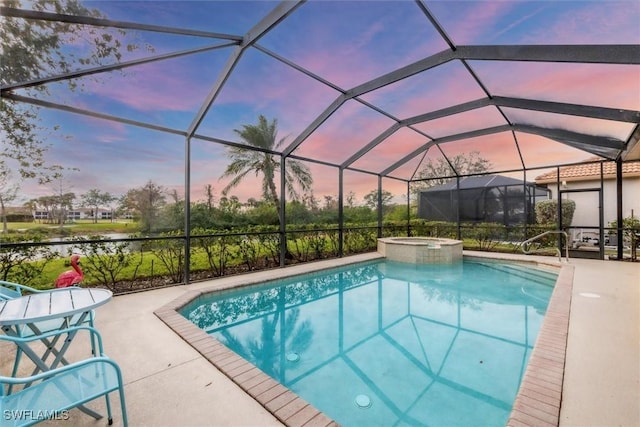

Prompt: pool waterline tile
[155,253,571,427]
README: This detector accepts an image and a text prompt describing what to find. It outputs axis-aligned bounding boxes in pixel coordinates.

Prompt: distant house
[31,207,115,221]
[535,160,640,230]
[33,210,50,221]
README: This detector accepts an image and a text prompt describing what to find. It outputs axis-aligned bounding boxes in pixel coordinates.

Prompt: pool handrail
[521,230,569,262]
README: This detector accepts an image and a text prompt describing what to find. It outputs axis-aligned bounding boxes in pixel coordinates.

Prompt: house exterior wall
[545,177,640,228]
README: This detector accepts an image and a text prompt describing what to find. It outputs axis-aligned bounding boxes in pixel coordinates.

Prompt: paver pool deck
[1,252,638,426]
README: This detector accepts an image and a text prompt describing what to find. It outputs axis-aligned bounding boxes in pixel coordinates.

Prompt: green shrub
[0,233,56,286]
[535,199,575,226]
[464,223,506,251]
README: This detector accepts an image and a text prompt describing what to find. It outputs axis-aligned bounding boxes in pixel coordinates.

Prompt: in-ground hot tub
[378,236,463,263]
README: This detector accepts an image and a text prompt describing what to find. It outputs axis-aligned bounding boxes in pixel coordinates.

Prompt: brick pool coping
[506,261,574,427]
[154,254,573,427]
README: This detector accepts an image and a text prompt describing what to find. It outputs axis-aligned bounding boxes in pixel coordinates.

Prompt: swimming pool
[180,258,556,426]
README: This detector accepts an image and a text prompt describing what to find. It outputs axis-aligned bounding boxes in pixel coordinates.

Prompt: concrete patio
[1,252,638,427]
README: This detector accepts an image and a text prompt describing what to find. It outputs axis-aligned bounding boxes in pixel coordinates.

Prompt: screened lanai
[1,1,639,282]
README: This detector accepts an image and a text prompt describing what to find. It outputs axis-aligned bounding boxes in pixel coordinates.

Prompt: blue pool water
[180,259,556,427]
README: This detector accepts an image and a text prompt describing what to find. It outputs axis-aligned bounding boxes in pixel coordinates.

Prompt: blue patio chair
[0,326,128,427]
[0,281,97,391]
[0,281,35,300]
[0,280,87,299]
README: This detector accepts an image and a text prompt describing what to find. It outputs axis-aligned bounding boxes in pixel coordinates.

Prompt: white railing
[521,230,569,262]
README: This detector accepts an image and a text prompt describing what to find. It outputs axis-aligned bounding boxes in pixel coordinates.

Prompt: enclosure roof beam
[0,6,242,40]
[187,1,303,138]
[513,124,626,150]
[186,46,244,138]
[346,49,456,97]
[454,44,640,64]
[403,98,491,125]
[332,44,639,103]
[336,93,639,172]
[1,42,236,94]
[429,123,624,151]
[434,124,513,144]
[285,42,637,161]
[621,125,640,161]
[399,96,640,128]
[282,48,454,157]
[340,123,404,168]
[282,94,349,157]
[254,44,346,94]
[381,142,436,177]
[491,97,640,123]
[328,99,490,170]
[4,93,187,136]
[243,1,304,46]
[282,48,456,157]
[341,99,498,173]
[513,124,624,160]
[378,122,627,178]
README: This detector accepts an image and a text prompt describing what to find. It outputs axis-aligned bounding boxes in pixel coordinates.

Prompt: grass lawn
[5,220,139,235]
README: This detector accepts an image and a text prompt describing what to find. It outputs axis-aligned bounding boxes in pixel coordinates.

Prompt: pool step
[472,261,557,286]
[500,263,558,282]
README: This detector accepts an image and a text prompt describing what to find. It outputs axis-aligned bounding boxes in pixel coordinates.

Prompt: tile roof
[535,158,640,183]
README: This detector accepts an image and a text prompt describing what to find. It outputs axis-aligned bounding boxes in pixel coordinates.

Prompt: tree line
[1,1,492,238]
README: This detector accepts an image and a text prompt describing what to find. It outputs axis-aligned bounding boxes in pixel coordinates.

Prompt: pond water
[47,233,133,256]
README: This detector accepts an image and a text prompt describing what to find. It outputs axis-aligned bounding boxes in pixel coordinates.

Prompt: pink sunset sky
[7,0,640,207]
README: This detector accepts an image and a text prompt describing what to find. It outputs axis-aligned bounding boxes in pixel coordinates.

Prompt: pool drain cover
[286,352,300,362]
[355,394,371,408]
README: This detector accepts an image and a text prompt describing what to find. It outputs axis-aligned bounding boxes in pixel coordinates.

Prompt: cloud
[415,106,507,139]
[362,61,487,119]
[261,1,445,89]
[85,50,229,113]
[439,132,523,172]
[351,127,430,173]
[293,100,396,164]
[429,1,639,45]
[201,48,342,139]
[504,108,635,140]
[492,7,547,41]
[471,61,640,110]
[517,134,596,170]
[429,1,514,44]
[12,1,638,208]
[530,2,640,44]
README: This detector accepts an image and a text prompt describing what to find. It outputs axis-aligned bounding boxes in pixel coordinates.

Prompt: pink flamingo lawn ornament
[55,254,84,288]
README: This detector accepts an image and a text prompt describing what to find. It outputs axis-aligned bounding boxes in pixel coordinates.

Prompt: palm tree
[220,115,312,223]
[220,307,314,381]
